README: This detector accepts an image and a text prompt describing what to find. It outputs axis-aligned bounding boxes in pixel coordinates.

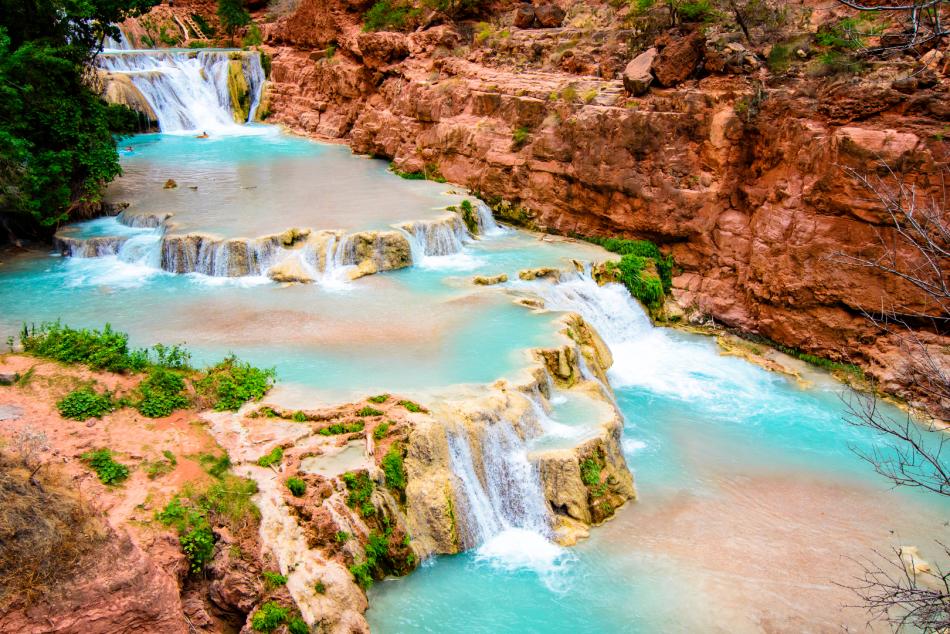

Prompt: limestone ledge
[52,209,481,281]
[199,289,635,632]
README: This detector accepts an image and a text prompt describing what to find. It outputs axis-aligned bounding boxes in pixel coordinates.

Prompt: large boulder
[535,3,565,28]
[357,32,410,69]
[623,47,656,96]
[512,3,536,28]
[652,30,705,86]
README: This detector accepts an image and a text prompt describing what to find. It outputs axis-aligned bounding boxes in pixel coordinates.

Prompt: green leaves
[81,448,129,485]
[57,386,113,420]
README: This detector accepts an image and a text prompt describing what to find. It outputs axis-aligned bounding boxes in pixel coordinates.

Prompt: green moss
[288,618,309,634]
[291,410,308,422]
[368,394,389,403]
[318,419,365,436]
[227,59,251,123]
[314,580,326,594]
[136,366,190,418]
[357,406,384,417]
[511,126,531,149]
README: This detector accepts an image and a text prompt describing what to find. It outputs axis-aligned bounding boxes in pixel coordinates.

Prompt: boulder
[268,257,315,284]
[534,4,565,28]
[473,274,508,285]
[622,48,656,96]
[357,32,410,69]
[652,30,705,86]
[519,267,560,281]
[513,4,536,29]
[163,179,177,189]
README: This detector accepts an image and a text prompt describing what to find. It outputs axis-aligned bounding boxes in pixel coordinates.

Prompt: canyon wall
[252,0,948,411]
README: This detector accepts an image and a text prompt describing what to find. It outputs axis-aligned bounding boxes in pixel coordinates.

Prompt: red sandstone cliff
[252,0,949,413]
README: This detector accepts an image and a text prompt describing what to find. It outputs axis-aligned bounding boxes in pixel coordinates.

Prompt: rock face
[258,2,949,411]
[1,530,189,634]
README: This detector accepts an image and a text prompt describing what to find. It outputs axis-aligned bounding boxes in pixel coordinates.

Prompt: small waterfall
[116,230,164,268]
[98,50,265,133]
[243,53,266,122]
[400,215,469,261]
[102,30,132,51]
[475,201,506,235]
[446,414,552,549]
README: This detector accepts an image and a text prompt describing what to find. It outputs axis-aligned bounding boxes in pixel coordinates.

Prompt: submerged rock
[268,257,315,284]
[518,267,560,281]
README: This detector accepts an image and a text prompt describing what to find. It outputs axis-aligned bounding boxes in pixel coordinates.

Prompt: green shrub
[318,420,365,436]
[257,446,283,468]
[580,458,601,487]
[262,570,288,589]
[242,23,262,47]
[286,476,306,497]
[373,421,391,440]
[511,126,531,149]
[767,43,792,73]
[199,452,232,478]
[288,618,309,634]
[335,530,351,543]
[459,199,478,234]
[21,322,147,373]
[291,410,308,422]
[81,449,129,485]
[314,580,326,594]
[357,406,383,417]
[191,13,216,37]
[180,523,215,573]
[195,354,275,411]
[137,366,190,418]
[350,562,374,589]
[363,0,415,31]
[398,400,424,413]
[251,601,289,632]
[368,394,389,403]
[382,443,407,492]
[342,471,374,516]
[57,386,113,420]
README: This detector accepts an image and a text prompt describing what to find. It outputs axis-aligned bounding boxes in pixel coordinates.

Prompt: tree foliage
[0,0,156,239]
[217,0,250,45]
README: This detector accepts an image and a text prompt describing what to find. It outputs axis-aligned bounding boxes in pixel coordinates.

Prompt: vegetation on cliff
[19,321,276,415]
[0,0,157,240]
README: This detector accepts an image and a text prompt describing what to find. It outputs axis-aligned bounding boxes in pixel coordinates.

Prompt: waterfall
[446,411,552,549]
[475,201,506,236]
[98,50,265,133]
[102,30,132,51]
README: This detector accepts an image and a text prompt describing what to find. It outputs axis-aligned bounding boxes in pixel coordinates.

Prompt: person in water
[196,131,209,139]
[124,146,133,152]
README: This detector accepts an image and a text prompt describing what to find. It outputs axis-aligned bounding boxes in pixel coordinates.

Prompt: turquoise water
[367,282,950,633]
[3,127,946,632]
[107,129,470,237]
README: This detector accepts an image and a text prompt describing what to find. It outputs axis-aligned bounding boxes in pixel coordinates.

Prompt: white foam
[475,528,574,592]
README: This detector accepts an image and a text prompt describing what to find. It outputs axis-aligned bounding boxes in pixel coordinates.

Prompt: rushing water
[2,42,947,632]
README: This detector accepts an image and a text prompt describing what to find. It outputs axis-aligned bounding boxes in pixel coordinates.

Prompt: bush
[286,476,306,497]
[318,420,365,436]
[398,400,424,413]
[368,394,389,403]
[81,449,129,485]
[291,410,308,422]
[242,23,262,47]
[288,618,309,634]
[349,562,374,589]
[382,443,407,492]
[511,126,530,149]
[57,386,113,420]
[257,446,283,468]
[21,322,147,373]
[251,601,289,632]
[357,406,383,417]
[363,0,415,31]
[157,473,259,574]
[342,471,375,517]
[373,421,390,440]
[580,458,601,486]
[314,580,326,594]
[195,354,275,411]
[262,570,287,589]
[136,366,190,418]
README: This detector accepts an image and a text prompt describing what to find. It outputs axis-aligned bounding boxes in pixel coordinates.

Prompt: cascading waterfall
[102,30,132,51]
[98,49,265,133]
[400,216,469,259]
[475,201,505,236]
[446,408,553,550]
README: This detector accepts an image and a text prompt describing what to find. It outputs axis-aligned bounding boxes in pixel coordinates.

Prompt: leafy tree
[0,0,156,240]
[217,0,250,46]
